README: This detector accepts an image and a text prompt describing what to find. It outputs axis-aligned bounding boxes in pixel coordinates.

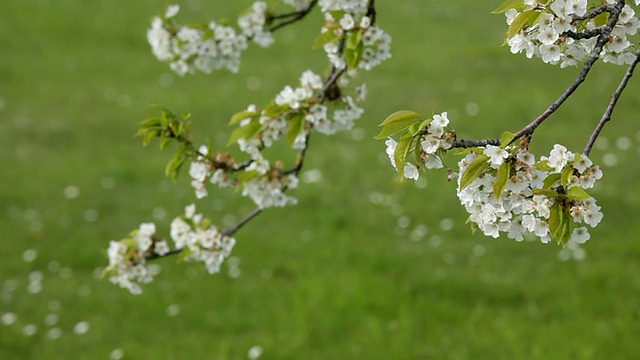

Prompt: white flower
[421,135,440,154]
[339,14,355,30]
[547,144,575,172]
[484,145,509,168]
[154,240,171,256]
[570,227,590,244]
[165,4,180,18]
[404,163,419,180]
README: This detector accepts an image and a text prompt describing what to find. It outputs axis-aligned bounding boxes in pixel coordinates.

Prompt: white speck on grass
[616,136,631,150]
[110,348,124,360]
[78,285,91,297]
[414,177,428,189]
[23,209,38,221]
[73,321,90,335]
[0,96,6,111]
[23,324,38,336]
[473,244,486,257]
[48,261,61,273]
[166,304,181,317]
[302,169,323,184]
[101,176,115,189]
[45,313,59,326]
[47,327,62,339]
[27,280,42,294]
[84,209,99,222]
[248,345,263,359]
[159,73,174,87]
[429,235,443,248]
[1,312,17,326]
[64,185,79,199]
[396,215,411,229]
[28,271,43,282]
[465,102,479,117]
[48,300,61,312]
[22,249,37,263]
[350,127,365,141]
[4,280,18,292]
[443,253,456,264]
[602,153,618,167]
[228,267,241,279]
[59,267,73,279]
[439,218,454,231]
[246,76,261,91]
[152,207,166,220]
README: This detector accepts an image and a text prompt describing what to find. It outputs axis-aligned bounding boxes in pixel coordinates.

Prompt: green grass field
[2,1,640,359]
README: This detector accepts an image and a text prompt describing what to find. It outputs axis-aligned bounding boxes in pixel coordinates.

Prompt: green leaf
[561,166,575,188]
[567,186,591,201]
[500,131,516,148]
[374,110,422,139]
[543,173,562,189]
[229,110,260,125]
[313,28,341,49]
[346,28,363,50]
[493,162,511,199]
[263,102,289,117]
[459,155,490,191]
[507,10,541,38]
[287,112,305,145]
[237,170,259,183]
[138,117,162,128]
[165,151,186,181]
[535,159,553,172]
[548,202,564,239]
[492,0,526,14]
[531,188,559,197]
[227,121,262,146]
[345,42,364,69]
[142,129,161,146]
[394,136,413,179]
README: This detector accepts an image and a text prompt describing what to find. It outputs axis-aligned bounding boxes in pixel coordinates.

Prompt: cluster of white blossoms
[318,0,369,13]
[170,204,236,274]
[323,12,392,71]
[105,223,170,294]
[105,205,236,294]
[457,144,603,244]
[186,69,364,208]
[384,112,453,181]
[504,0,640,67]
[147,3,275,76]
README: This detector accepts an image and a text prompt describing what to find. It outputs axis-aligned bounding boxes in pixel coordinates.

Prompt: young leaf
[567,186,591,201]
[345,42,364,69]
[561,166,574,188]
[535,159,554,171]
[543,173,562,189]
[493,162,511,199]
[459,155,490,191]
[548,202,564,240]
[313,29,340,49]
[507,10,541,38]
[229,110,260,125]
[227,121,262,146]
[237,170,260,183]
[263,102,289,117]
[500,131,516,148]
[165,151,185,181]
[287,112,305,145]
[531,188,559,197]
[492,0,526,14]
[394,136,413,179]
[346,28,363,50]
[374,110,422,139]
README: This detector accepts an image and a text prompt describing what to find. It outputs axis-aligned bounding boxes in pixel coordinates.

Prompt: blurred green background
[2,1,640,359]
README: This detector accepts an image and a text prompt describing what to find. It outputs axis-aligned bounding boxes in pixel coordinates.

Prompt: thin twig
[584,48,640,156]
[267,0,318,33]
[452,138,501,148]
[510,0,624,145]
[222,208,263,236]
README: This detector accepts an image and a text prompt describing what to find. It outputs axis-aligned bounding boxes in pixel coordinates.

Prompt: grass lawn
[2,1,640,359]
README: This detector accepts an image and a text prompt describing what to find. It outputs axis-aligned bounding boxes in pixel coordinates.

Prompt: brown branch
[583,47,640,156]
[452,138,501,148]
[510,0,625,146]
[267,0,318,33]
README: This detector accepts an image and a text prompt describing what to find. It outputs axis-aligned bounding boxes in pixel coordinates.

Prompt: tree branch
[583,48,640,156]
[452,138,501,148]
[510,0,624,145]
[267,0,318,33]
